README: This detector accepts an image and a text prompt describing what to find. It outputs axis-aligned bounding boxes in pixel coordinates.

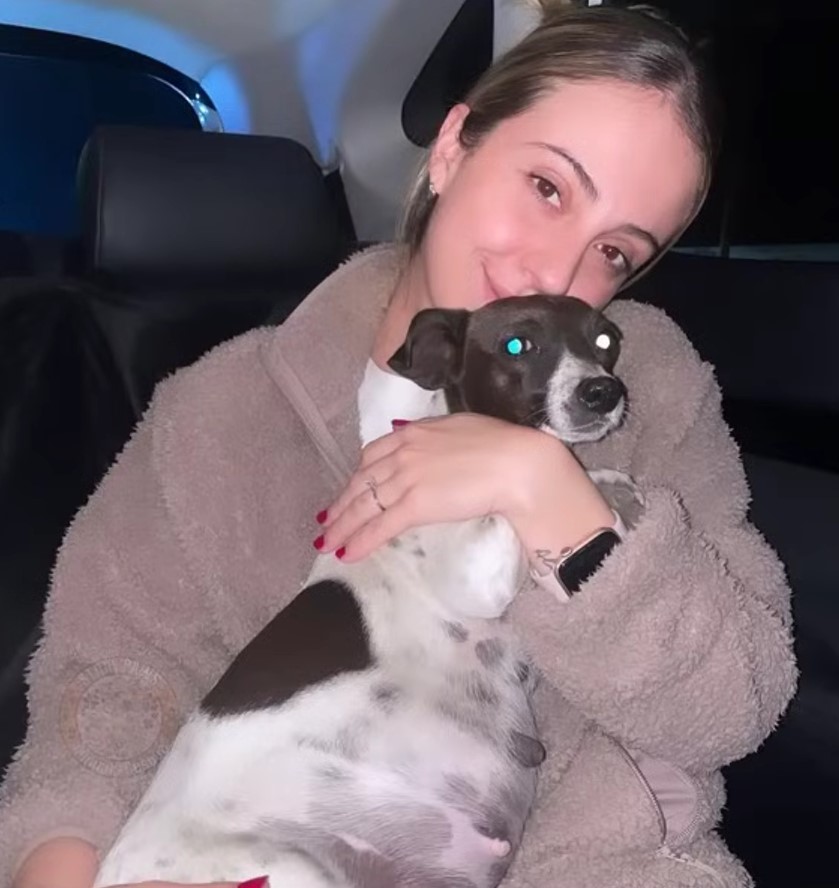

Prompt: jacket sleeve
[0,414,223,886]
[507,327,798,774]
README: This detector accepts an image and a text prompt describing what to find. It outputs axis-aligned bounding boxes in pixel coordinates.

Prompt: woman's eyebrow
[615,223,662,254]
[529,141,599,200]
[529,141,662,253]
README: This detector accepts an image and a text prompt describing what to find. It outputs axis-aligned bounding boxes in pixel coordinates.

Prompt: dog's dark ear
[388,308,469,390]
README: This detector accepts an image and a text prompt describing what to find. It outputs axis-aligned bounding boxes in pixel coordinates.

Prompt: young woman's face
[418,79,704,311]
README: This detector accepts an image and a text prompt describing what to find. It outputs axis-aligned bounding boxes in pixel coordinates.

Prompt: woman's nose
[521,242,586,296]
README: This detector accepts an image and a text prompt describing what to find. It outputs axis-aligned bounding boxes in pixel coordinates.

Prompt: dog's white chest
[357,358,447,446]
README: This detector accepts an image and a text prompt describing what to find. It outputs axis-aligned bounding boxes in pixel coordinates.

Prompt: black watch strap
[558,528,622,594]
[529,512,626,601]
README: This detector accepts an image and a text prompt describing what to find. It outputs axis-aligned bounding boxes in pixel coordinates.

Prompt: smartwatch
[529,511,626,602]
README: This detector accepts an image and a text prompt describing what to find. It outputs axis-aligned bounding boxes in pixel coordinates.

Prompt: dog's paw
[588,469,645,529]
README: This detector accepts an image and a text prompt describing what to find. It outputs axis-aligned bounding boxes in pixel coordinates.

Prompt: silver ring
[365,478,387,513]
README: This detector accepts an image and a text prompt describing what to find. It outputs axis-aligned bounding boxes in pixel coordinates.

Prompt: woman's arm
[0,418,220,887]
[506,372,797,773]
[318,412,617,562]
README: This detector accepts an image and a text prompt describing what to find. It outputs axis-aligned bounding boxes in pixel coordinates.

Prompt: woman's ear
[428,103,471,195]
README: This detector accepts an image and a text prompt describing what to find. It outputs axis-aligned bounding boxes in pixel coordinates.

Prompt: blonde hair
[398,2,719,270]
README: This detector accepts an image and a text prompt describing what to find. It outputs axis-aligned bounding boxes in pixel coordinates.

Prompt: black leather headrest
[78,126,345,287]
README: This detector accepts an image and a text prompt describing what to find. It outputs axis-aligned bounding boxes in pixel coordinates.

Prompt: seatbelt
[266,345,353,486]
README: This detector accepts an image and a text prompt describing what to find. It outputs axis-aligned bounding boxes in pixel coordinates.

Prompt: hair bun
[525,0,690,41]
[522,0,575,13]
[626,4,689,42]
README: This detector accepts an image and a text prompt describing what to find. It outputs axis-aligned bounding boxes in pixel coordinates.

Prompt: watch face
[558,529,622,594]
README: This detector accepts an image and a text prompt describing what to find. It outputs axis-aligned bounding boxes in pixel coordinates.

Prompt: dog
[94,295,629,888]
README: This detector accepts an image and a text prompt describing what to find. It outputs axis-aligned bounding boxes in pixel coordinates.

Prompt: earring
[428,179,438,198]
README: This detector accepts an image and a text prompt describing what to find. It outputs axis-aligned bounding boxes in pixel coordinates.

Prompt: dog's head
[388,295,626,443]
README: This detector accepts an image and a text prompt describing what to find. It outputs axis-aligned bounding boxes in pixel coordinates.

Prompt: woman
[4,4,796,887]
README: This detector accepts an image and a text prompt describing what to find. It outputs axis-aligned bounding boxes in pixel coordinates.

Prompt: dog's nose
[575,376,625,414]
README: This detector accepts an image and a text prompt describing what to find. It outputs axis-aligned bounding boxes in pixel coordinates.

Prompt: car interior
[1,0,837,885]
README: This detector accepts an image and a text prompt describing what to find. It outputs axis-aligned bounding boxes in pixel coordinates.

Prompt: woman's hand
[13,836,268,888]
[97,874,266,888]
[316,414,614,563]
[100,882,248,888]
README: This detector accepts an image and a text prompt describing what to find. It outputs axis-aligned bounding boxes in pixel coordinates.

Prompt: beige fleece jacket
[0,245,797,888]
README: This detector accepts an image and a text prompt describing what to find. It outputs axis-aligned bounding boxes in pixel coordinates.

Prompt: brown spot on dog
[444,621,469,642]
[475,638,505,668]
[466,672,499,706]
[201,579,371,716]
[297,734,332,753]
[318,763,349,783]
[372,683,401,712]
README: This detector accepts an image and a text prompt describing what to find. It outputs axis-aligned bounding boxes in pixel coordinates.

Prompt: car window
[662,1,839,260]
[0,25,216,236]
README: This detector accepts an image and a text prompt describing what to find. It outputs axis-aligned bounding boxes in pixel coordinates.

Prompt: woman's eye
[530,175,562,208]
[503,336,534,357]
[596,243,632,276]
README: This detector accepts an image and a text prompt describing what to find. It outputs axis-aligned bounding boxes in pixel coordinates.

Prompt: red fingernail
[316,509,328,524]
[336,546,346,560]
[237,878,269,888]
[392,419,410,428]
[314,535,325,550]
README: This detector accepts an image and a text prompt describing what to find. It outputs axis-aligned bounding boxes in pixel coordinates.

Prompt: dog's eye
[504,336,533,357]
[594,332,614,352]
